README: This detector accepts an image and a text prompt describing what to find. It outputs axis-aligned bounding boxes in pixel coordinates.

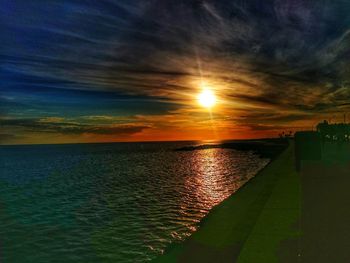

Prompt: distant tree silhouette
[279,130,293,139]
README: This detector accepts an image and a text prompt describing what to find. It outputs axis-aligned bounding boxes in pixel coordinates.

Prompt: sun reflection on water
[190,149,236,206]
[182,148,269,216]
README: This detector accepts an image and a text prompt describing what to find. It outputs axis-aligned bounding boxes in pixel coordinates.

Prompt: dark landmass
[175,138,289,159]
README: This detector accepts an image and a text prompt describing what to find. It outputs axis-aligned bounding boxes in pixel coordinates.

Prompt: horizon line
[0,136,281,147]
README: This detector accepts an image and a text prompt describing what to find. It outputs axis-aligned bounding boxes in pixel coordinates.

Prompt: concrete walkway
[280,143,350,262]
[237,144,300,263]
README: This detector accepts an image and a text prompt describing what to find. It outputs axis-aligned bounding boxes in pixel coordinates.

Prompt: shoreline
[154,142,300,262]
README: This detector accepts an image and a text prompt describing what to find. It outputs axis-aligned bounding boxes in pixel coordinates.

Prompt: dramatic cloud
[1,0,350,143]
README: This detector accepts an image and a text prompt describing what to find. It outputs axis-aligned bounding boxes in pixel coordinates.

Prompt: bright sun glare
[198,89,216,108]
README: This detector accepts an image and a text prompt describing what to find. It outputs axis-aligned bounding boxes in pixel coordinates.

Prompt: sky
[1,0,350,144]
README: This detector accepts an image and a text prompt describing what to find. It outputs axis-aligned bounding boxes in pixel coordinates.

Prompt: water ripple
[0,142,269,262]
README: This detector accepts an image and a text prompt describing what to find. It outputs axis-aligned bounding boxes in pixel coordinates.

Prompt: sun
[198,89,216,108]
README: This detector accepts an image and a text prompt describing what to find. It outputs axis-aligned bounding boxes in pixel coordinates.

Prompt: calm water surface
[0,142,269,262]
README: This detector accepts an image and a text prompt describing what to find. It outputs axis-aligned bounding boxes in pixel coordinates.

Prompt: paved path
[281,143,350,263]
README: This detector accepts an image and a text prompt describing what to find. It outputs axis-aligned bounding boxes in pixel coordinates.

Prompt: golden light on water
[198,89,216,108]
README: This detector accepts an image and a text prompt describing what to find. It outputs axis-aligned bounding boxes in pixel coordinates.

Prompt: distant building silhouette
[294,119,350,171]
[316,120,350,143]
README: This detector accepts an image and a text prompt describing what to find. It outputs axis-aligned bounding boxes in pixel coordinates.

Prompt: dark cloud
[0,118,149,136]
[3,1,350,94]
[239,112,312,124]
[1,0,350,143]
[245,123,305,132]
[245,124,288,131]
[0,133,23,143]
[230,93,288,108]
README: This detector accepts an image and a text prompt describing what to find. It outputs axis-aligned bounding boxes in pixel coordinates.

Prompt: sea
[0,141,269,262]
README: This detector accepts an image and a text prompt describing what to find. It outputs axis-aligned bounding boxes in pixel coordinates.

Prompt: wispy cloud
[0,117,149,136]
[1,0,350,143]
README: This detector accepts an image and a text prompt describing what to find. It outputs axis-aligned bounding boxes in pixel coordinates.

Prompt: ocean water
[0,142,269,262]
